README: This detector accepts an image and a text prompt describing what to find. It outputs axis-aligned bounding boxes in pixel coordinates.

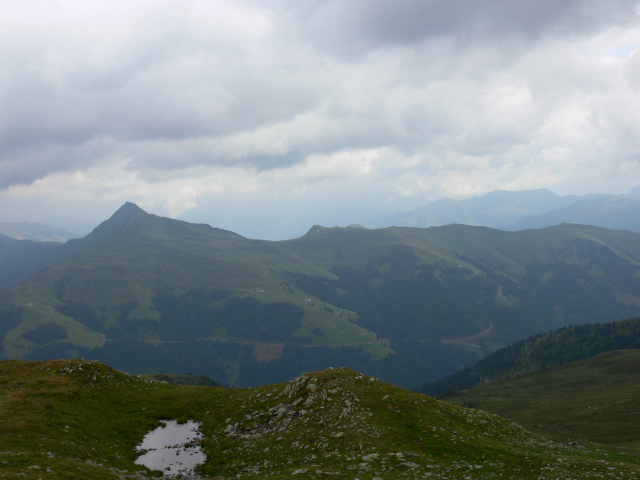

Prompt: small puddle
[135,420,206,477]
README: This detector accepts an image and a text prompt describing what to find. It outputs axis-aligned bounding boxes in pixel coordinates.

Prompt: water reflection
[135,420,206,477]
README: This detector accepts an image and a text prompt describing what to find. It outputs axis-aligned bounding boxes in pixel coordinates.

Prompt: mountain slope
[418,316,640,395]
[0,202,151,290]
[1,358,639,479]
[445,349,640,452]
[0,232,14,244]
[2,204,640,389]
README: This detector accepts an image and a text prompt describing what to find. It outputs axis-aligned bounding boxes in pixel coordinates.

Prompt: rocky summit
[1,359,639,479]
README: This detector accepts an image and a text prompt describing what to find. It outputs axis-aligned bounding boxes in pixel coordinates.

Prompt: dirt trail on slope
[441,319,493,348]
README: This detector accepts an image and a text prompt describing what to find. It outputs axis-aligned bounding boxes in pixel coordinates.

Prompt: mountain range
[367,186,640,232]
[0,221,80,242]
[1,202,640,389]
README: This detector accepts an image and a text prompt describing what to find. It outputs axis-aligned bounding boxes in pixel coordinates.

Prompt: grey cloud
[0,143,95,190]
[282,0,639,56]
[0,41,323,184]
[1,0,640,233]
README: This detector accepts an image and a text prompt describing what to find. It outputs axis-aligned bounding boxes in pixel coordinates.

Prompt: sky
[1,0,640,239]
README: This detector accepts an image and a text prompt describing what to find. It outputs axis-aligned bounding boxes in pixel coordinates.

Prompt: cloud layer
[1,0,640,238]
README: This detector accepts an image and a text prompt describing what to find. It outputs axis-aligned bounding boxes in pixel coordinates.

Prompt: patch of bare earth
[253,344,283,362]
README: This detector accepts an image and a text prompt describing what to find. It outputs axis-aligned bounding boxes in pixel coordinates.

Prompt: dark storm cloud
[287,0,639,56]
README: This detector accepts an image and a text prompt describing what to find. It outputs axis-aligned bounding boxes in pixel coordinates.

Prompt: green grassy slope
[419,316,640,395]
[7,211,376,350]
[286,222,640,344]
[1,359,639,479]
[445,349,640,452]
[2,204,640,388]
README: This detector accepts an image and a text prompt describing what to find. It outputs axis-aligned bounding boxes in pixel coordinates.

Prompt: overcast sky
[1,0,640,239]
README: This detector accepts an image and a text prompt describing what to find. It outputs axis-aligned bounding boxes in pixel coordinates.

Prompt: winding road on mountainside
[441,319,493,348]
[138,329,378,349]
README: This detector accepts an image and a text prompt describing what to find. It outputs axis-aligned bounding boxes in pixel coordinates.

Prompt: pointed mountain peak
[114,202,146,216]
[82,202,147,245]
[101,202,147,229]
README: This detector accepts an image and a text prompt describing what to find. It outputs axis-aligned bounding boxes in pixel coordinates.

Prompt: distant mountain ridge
[367,186,640,233]
[0,221,80,242]
[506,195,640,232]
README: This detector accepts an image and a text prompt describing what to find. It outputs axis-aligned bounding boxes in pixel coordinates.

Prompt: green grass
[3,301,106,358]
[1,359,639,479]
[445,349,640,453]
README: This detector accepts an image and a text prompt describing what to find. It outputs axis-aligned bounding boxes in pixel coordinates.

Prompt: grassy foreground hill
[2,203,640,388]
[445,349,640,453]
[2,359,639,479]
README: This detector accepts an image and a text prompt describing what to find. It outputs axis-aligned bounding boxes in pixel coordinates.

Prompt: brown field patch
[253,344,283,362]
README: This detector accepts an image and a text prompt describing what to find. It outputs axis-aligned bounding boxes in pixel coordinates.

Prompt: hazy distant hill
[4,359,639,479]
[0,221,80,242]
[2,203,640,388]
[505,195,640,232]
[0,239,63,289]
[367,188,584,228]
[0,233,14,245]
[367,187,640,232]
